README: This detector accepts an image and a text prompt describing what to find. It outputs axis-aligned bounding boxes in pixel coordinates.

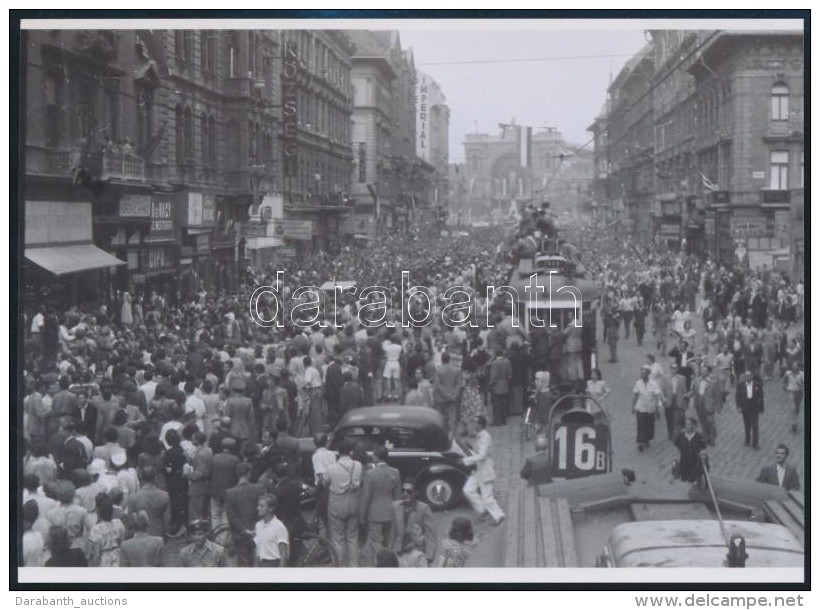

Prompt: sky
[399,26,650,162]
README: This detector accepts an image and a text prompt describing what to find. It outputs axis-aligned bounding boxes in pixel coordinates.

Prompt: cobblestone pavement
[463,315,806,566]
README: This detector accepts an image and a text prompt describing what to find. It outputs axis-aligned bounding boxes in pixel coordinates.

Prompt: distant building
[593,29,804,277]
[462,125,593,224]
[415,70,450,211]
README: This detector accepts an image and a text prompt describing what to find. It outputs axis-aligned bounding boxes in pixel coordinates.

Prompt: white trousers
[463,475,505,522]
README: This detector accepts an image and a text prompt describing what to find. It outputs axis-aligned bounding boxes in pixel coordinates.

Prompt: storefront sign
[244,223,268,238]
[195,234,211,252]
[25,200,92,245]
[704,217,716,236]
[132,273,147,284]
[341,214,377,237]
[119,194,152,218]
[659,223,680,236]
[151,194,175,232]
[271,219,313,240]
[181,192,217,227]
[146,245,174,269]
[774,211,790,239]
[282,41,298,177]
[730,214,771,238]
[278,247,297,259]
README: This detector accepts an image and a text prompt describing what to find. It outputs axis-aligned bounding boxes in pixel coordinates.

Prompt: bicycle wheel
[522,408,534,441]
[294,533,338,567]
[210,524,235,557]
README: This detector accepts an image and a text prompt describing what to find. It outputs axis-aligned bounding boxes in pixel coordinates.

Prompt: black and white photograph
[11,11,808,591]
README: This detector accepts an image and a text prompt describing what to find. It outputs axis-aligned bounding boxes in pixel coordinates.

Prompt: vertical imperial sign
[282,41,298,177]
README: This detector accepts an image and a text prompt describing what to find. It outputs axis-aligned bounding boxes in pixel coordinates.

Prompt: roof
[338,405,446,429]
[609,520,804,568]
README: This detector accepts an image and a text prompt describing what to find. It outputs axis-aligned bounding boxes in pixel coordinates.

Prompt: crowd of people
[20,211,804,569]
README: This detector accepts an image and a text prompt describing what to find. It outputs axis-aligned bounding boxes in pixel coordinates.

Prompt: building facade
[463,125,593,224]
[593,29,804,276]
[415,69,450,223]
[278,30,354,256]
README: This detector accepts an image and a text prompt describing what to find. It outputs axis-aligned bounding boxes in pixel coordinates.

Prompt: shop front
[177,190,216,298]
[24,200,126,305]
[136,190,180,301]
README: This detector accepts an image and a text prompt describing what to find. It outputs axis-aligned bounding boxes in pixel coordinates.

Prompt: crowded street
[18,24,805,574]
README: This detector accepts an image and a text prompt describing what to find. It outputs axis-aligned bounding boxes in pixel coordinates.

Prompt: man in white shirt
[183,382,207,432]
[324,440,362,566]
[756,444,800,491]
[461,416,505,526]
[632,366,663,451]
[382,337,403,402]
[139,370,157,405]
[254,494,289,566]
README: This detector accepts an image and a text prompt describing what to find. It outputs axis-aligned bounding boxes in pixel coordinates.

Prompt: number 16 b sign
[552,423,610,479]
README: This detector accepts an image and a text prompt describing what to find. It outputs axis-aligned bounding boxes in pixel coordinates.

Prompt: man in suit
[461,415,505,525]
[736,369,765,449]
[756,444,800,491]
[520,435,553,486]
[125,466,170,538]
[390,480,438,561]
[185,431,213,521]
[51,377,79,433]
[662,362,688,440]
[433,352,463,433]
[358,445,401,566]
[55,417,88,477]
[209,438,240,529]
[324,355,344,427]
[668,340,696,390]
[119,510,164,567]
[225,376,255,444]
[75,389,99,445]
[487,348,512,426]
[225,461,265,567]
[691,364,723,446]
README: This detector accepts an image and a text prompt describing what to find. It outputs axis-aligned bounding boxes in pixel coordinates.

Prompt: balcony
[760,189,791,204]
[101,150,145,181]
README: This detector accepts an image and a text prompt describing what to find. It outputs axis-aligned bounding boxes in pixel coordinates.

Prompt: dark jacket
[735,377,765,414]
[225,481,265,533]
[209,451,241,500]
[520,452,553,486]
[756,464,800,491]
[359,462,401,523]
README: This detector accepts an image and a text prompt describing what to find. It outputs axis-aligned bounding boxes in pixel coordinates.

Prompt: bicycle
[520,390,539,442]
[209,517,338,567]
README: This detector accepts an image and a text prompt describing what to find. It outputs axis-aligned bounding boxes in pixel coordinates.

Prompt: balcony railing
[101,150,145,181]
[760,189,791,204]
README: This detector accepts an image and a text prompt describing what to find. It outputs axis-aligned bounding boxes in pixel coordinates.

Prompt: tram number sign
[552,423,609,479]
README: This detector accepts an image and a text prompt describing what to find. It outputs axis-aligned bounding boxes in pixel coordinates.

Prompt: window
[43,74,64,148]
[208,115,217,168]
[771,84,789,121]
[136,86,154,156]
[770,151,789,190]
[228,32,239,77]
[200,113,208,168]
[202,31,215,74]
[175,105,184,166]
[183,107,193,165]
[358,142,366,182]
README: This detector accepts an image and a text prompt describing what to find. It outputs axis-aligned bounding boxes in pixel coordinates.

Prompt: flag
[518,126,532,168]
[469,178,475,195]
[698,171,718,192]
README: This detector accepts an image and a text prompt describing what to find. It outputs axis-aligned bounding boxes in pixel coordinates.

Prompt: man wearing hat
[209,438,240,529]
[225,462,265,567]
[179,520,226,567]
[125,466,171,538]
[225,375,255,444]
[185,431,213,521]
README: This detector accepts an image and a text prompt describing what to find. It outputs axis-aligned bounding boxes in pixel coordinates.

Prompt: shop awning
[25,244,127,276]
[245,236,285,250]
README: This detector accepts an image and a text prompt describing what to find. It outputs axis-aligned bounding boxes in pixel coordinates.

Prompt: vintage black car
[299,406,472,511]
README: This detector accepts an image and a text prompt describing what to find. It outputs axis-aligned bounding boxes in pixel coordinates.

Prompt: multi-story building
[278,30,354,255]
[346,30,423,236]
[606,44,655,242]
[594,29,804,275]
[684,31,804,270]
[415,69,450,214]
[463,125,593,224]
[22,28,286,303]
